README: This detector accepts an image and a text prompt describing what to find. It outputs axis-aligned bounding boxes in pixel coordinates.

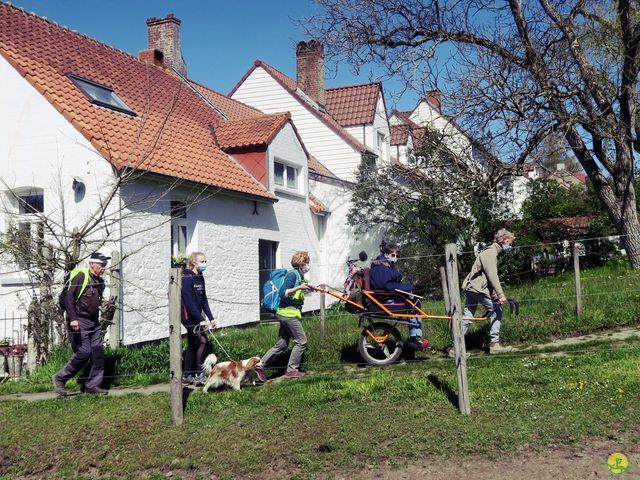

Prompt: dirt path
[345,434,639,480]
[521,325,640,350]
[1,326,638,402]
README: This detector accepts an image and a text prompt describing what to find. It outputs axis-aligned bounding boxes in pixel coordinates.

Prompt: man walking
[53,252,110,395]
[453,229,516,355]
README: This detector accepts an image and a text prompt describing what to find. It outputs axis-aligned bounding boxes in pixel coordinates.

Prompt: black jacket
[181,269,214,328]
[369,255,413,292]
[64,270,105,325]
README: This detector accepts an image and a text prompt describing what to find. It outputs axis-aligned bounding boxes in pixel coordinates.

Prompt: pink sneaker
[284,370,305,379]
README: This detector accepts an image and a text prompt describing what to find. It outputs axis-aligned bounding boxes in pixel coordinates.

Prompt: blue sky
[10,0,418,111]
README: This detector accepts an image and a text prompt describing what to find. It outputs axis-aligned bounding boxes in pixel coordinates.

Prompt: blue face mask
[501,244,513,254]
[197,262,207,272]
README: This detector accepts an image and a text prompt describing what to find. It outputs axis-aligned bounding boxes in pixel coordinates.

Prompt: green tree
[303,0,640,268]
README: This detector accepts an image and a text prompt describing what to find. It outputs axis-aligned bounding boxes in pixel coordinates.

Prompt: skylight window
[67,74,136,116]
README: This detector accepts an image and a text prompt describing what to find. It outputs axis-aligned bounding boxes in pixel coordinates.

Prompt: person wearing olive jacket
[456,229,515,355]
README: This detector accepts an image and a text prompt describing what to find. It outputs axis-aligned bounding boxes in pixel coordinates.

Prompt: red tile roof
[308,156,338,179]
[189,80,264,121]
[325,82,382,127]
[390,124,411,146]
[542,216,596,236]
[309,193,330,215]
[214,113,291,150]
[0,3,275,200]
[231,60,374,155]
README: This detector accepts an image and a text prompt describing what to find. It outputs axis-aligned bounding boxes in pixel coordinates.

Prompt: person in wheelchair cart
[369,241,429,350]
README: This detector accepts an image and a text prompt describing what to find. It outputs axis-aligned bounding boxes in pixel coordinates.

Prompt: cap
[89,252,111,264]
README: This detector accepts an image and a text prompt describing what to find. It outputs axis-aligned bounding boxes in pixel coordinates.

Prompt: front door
[259,240,278,314]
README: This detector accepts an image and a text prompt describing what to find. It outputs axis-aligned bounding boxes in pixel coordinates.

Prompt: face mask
[300,264,310,274]
[386,254,398,263]
[501,244,513,254]
[197,262,207,272]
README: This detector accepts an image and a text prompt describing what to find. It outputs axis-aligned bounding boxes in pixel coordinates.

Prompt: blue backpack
[261,269,300,312]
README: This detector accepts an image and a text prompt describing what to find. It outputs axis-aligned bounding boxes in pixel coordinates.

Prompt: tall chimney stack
[146,14,187,76]
[296,40,325,108]
[426,90,441,113]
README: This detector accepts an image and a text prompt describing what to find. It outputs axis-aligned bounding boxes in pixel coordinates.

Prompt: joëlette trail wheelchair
[315,252,458,366]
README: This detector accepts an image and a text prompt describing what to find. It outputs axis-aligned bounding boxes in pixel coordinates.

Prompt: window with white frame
[170,200,189,264]
[273,160,301,193]
[12,190,45,270]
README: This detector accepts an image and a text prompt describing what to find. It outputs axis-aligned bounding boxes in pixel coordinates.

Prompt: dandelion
[617,387,624,393]
[578,380,585,391]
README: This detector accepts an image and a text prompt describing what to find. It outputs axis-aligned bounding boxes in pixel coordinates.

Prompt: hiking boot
[254,366,267,384]
[445,345,471,359]
[194,373,207,387]
[284,370,305,379]
[85,387,109,395]
[489,342,515,355]
[182,375,195,386]
[52,375,70,396]
[408,337,429,350]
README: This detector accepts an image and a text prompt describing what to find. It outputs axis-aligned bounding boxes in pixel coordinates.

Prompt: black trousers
[183,327,209,376]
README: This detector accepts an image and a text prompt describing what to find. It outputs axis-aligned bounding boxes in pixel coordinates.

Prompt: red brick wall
[146,14,186,76]
[296,40,325,107]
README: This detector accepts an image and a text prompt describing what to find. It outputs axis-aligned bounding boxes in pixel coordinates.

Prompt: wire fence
[2,234,639,385]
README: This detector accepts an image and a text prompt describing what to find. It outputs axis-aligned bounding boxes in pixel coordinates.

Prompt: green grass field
[1,260,639,478]
[1,345,639,479]
[1,259,639,396]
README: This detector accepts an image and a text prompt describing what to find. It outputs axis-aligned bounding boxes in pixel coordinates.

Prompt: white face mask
[385,254,399,263]
[300,264,310,274]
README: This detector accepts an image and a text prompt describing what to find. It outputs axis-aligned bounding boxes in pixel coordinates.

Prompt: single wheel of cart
[357,321,404,366]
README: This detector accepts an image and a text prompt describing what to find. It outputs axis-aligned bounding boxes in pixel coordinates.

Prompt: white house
[390,95,532,219]
[230,40,388,290]
[0,5,333,344]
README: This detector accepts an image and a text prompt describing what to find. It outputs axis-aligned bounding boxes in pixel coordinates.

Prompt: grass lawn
[1,259,639,478]
[1,259,639,397]
[1,345,639,479]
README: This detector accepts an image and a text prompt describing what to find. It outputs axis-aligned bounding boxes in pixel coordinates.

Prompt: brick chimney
[296,40,325,107]
[426,90,441,113]
[138,48,164,67]
[145,14,187,76]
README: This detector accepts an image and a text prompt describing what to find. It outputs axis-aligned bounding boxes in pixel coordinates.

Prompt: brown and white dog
[201,353,261,392]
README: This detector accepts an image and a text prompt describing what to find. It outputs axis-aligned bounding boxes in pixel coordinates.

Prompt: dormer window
[67,74,136,116]
[274,160,300,193]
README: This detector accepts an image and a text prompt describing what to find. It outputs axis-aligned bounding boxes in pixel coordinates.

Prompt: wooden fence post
[573,243,583,317]
[319,286,326,346]
[168,268,183,426]
[108,250,121,348]
[439,266,451,315]
[444,243,471,415]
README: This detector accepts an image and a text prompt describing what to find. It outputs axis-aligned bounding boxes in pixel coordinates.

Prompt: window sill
[1,276,38,287]
[274,187,306,200]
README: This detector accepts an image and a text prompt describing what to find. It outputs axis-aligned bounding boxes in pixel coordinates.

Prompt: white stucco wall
[309,177,383,294]
[0,56,117,315]
[118,124,323,344]
[231,66,364,181]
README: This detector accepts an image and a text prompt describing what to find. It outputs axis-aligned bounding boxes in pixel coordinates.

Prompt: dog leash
[193,314,234,361]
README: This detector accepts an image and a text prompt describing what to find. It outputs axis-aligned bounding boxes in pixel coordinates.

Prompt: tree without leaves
[302,0,640,267]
